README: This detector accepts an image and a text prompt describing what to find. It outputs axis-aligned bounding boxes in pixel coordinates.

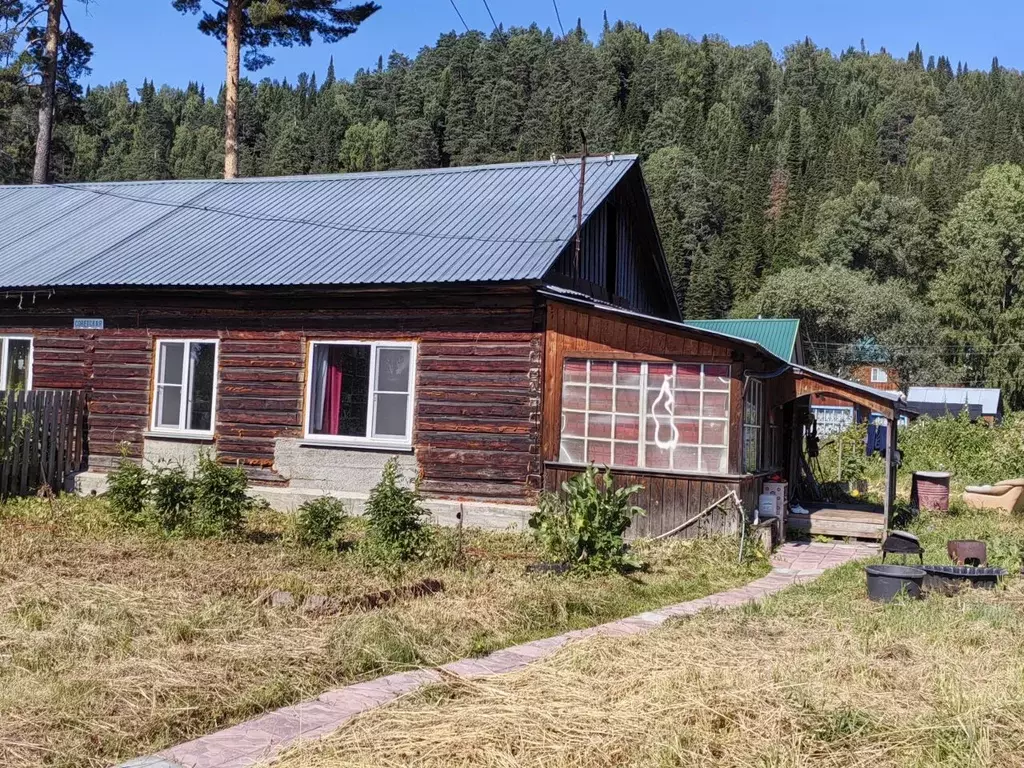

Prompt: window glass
[308,342,414,444]
[4,339,31,390]
[187,343,217,431]
[560,360,730,474]
[743,378,764,473]
[154,340,218,433]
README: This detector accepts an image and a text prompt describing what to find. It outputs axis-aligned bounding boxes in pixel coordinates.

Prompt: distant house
[906,387,1003,423]
[0,156,904,537]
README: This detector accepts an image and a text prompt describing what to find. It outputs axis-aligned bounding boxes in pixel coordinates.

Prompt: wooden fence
[0,390,87,499]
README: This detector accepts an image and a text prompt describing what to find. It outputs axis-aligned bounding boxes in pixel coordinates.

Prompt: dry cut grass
[272,512,1024,768]
[0,496,765,768]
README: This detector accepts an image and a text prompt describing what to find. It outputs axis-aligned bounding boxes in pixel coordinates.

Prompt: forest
[3,17,1024,404]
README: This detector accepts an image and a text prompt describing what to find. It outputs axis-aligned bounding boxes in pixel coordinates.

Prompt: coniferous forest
[5,19,1024,403]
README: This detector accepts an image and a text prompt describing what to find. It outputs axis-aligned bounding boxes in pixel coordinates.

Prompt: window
[743,378,764,473]
[559,360,730,474]
[152,340,218,435]
[870,367,889,384]
[305,341,416,448]
[0,336,32,391]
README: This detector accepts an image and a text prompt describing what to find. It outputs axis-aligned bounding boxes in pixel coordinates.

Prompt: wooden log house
[0,156,905,536]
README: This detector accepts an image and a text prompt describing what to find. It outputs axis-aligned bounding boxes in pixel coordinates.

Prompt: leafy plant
[361,458,429,562]
[188,454,252,537]
[105,444,149,529]
[150,464,193,534]
[529,464,644,573]
[292,496,347,551]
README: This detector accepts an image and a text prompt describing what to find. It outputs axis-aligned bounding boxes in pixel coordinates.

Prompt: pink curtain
[324,346,344,435]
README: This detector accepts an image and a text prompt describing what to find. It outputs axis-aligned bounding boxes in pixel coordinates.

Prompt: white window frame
[303,340,417,450]
[0,336,33,391]
[743,378,764,473]
[558,359,730,475]
[870,367,889,384]
[150,338,220,437]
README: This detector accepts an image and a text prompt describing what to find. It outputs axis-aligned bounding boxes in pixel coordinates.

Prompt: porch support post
[883,415,898,539]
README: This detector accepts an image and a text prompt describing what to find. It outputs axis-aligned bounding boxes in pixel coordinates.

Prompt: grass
[270,508,1024,768]
[0,495,767,768]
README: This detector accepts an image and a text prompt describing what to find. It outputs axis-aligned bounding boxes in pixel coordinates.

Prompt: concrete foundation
[271,439,419,493]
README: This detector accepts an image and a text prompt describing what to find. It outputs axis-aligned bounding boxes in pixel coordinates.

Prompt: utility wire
[480,0,501,36]
[447,0,471,32]
[53,182,573,246]
[551,0,566,37]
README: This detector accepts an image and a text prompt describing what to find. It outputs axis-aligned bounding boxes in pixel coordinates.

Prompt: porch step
[787,506,885,541]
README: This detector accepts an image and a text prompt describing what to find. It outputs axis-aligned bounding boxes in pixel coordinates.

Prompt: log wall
[0,287,543,502]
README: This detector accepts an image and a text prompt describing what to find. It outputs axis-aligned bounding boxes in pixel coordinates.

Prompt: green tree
[932,164,1024,406]
[171,0,380,178]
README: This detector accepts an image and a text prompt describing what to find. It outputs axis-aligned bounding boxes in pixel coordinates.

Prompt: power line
[447,0,470,32]
[551,0,565,37]
[480,0,500,36]
[53,182,574,246]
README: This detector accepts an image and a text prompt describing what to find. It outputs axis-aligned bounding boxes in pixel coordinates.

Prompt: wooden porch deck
[787,503,886,541]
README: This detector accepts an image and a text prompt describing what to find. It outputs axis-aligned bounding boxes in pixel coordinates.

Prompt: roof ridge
[30,154,640,190]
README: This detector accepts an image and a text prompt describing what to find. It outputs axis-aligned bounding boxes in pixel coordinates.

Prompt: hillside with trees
[3,19,1024,402]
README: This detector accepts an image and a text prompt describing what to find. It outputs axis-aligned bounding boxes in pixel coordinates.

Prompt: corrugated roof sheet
[684,318,801,363]
[906,387,1002,415]
[0,155,637,290]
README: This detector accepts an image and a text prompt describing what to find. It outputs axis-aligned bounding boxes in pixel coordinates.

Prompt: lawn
[271,508,1024,768]
[0,495,767,768]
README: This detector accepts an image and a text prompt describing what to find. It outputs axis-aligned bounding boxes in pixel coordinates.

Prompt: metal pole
[572,130,588,276]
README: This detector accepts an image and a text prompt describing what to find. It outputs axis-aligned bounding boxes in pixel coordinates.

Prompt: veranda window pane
[587,440,612,465]
[703,419,728,446]
[675,364,701,389]
[562,410,586,437]
[615,362,641,388]
[675,419,700,445]
[563,384,587,410]
[564,360,588,384]
[589,386,613,411]
[374,393,409,437]
[644,442,671,469]
[614,416,639,441]
[702,447,728,474]
[673,390,700,418]
[560,438,585,463]
[187,342,216,431]
[589,361,614,385]
[587,412,612,439]
[703,392,729,418]
[673,445,699,471]
[704,365,731,389]
[613,441,638,467]
[5,339,30,390]
[614,387,640,413]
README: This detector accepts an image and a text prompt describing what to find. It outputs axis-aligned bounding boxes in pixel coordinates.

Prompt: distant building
[906,387,1003,423]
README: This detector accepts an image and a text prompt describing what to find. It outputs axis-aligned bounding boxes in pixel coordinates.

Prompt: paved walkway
[118,541,876,768]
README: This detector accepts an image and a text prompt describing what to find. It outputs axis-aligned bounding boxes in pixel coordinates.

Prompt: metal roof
[906,386,1002,416]
[0,155,638,290]
[684,318,801,363]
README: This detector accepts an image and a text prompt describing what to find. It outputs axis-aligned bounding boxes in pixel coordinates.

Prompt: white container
[763,482,788,521]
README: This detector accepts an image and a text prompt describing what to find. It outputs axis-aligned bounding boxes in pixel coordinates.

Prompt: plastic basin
[865,564,925,602]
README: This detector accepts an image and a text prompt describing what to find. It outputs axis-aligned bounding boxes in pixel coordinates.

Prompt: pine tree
[171,0,380,178]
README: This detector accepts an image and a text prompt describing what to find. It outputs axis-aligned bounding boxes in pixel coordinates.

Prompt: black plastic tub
[865,564,925,602]
[921,564,1006,594]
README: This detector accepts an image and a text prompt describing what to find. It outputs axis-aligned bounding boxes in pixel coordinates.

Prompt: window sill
[144,430,215,443]
[300,438,414,453]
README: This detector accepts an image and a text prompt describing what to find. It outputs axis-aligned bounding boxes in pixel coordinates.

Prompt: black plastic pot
[921,564,1006,594]
[865,564,925,602]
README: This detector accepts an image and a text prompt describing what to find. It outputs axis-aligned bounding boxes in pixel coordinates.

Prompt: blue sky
[71,0,1017,91]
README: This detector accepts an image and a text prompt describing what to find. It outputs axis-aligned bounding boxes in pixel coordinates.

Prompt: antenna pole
[572,130,588,277]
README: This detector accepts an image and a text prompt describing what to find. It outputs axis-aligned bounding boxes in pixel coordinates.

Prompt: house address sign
[73,318,104,330]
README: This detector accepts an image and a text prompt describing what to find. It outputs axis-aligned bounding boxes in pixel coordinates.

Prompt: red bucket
[912,471,951,511]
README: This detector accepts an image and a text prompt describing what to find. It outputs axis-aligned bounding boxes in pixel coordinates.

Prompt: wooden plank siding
[0,389,86,498]
[0,287,543,502]
[541,299,779,538]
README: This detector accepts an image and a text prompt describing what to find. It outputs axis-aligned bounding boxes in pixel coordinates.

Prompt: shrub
[361,458,429,562]
[105,456,149,529]
[293,496,348,551]
[188,454,252,537]
[529,464,644,573]
[150,464,193,534]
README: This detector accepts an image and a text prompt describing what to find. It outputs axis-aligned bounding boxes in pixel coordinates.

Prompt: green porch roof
[684,318,801,363]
